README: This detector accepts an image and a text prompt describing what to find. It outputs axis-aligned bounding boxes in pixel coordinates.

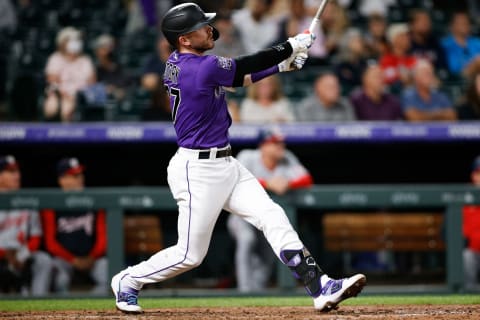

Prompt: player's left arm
[233,33,315,87]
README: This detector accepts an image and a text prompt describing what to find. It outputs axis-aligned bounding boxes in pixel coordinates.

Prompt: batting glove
[287,32,316,53]
[278,51,309,72]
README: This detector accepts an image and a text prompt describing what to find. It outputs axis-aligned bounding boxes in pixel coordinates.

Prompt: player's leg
[52,257,73,294]
[463,248,478,290]
[30,251,53,296]
[223,159,366,311]
[251,230,276,290]
[90,257,108,294]
[112,153,238,313]
[227,214,257,292]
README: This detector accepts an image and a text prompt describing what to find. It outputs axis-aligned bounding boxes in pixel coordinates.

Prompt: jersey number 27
[164,85,181,124]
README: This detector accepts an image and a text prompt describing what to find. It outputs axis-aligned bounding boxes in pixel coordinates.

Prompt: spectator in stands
[441,12,480,78]
[380,24,417,88]
[334,28,370,91]
[276,0,328,64]
[456,72,480,120]
[0,155,52,296]
[141,36,172,92]
[240,75,294,123]
[409,9,446,70]
[44,27,96,122]
[350,64,403,121]
[296,73,356,121]
[364,14,389,58]
[94,34,131,101]
[320,0,350,59]
[463,155,480,290]
[402,60,456,122]
[0,0,17,32]
[41,158,108,295]
[227,129,313,292]
[357,0,396,18]
[231,0,278,53]
[209,12,246,58]
[0,0,16,116]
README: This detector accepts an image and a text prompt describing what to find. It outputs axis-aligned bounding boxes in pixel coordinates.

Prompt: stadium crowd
[0,0,479,122]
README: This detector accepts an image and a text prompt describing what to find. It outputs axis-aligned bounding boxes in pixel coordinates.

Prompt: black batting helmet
[161,3,220,47]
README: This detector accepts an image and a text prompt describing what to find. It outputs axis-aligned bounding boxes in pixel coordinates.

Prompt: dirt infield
[1,305,479,320]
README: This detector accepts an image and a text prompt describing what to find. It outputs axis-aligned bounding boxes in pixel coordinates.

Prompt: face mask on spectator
[66,39,83,54]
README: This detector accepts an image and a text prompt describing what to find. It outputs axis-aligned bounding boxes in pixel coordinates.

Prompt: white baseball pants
[123,147,303,289]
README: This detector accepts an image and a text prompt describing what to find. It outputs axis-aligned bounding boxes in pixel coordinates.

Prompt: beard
[191,39,214,53]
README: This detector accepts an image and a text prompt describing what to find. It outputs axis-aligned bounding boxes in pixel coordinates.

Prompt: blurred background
[0,0,479,297]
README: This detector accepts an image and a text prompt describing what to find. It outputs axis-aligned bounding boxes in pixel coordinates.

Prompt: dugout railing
[0,184,477,293]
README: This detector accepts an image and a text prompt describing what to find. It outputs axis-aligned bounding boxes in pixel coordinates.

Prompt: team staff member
[228,129,313,292]
[112,3,365,314]
[0,155,52,296]
[41,158,108,294]
[463,155,480,290]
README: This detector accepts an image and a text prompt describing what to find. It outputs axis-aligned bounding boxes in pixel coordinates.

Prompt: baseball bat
[309,0,329,33]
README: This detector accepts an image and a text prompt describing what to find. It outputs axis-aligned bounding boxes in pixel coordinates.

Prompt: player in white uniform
[111,3,366,314]
[0,155,52,296]
[228,129,314,292]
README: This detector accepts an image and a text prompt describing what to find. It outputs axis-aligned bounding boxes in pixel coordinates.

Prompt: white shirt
[240,98,295,124]
[232,8,279,53]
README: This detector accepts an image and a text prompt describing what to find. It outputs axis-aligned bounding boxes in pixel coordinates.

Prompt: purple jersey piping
[132,160,192,279]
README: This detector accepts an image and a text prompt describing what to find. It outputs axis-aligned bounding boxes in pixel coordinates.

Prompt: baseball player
[0,155,52,296]
[112,3,366,314]
[227,129,314,292]
[41,158,108,294]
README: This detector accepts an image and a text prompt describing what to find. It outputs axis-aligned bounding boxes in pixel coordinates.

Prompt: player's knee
[183,254,204,269]
[33,251,53,269]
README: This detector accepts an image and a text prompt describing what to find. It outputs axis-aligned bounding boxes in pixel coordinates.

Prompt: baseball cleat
[111,271,143,314]
[313,273,366,312]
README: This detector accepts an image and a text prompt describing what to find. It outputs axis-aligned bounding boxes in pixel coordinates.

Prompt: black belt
[198,147,232,159]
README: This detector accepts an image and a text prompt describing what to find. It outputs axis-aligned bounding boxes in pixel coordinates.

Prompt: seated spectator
[141,36,172,92]
[41,158,107,295]
[334,28,370,91]
[409,9,446,70]
[357,0,396,18]
[456,72,480,120]
[275,0,328,64]
[463,155,480,290]
[350,65,403,121]
[320,0,350,58]
[227,129,313,292]
[441,12,480,78]
[296,73,355,121]
[364,14,389,58]
[0,155,52,296]
[231,0,278,53]
[209,12,246,58]
[380,24,417,88]
[94,34,132,101]
[44,27,96,122]
[240,75,294,123]
[402,60,456,122]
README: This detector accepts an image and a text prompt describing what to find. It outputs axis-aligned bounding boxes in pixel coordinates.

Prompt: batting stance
[112,3,366,314]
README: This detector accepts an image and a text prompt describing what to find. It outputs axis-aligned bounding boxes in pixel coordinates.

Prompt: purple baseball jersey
[163,51,237,149]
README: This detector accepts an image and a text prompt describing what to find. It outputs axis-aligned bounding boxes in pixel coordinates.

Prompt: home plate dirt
[1,305,479,319]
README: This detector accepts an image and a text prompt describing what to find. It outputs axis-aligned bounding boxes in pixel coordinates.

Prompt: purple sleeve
[198,55,237,88]
[251,65,279,83]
